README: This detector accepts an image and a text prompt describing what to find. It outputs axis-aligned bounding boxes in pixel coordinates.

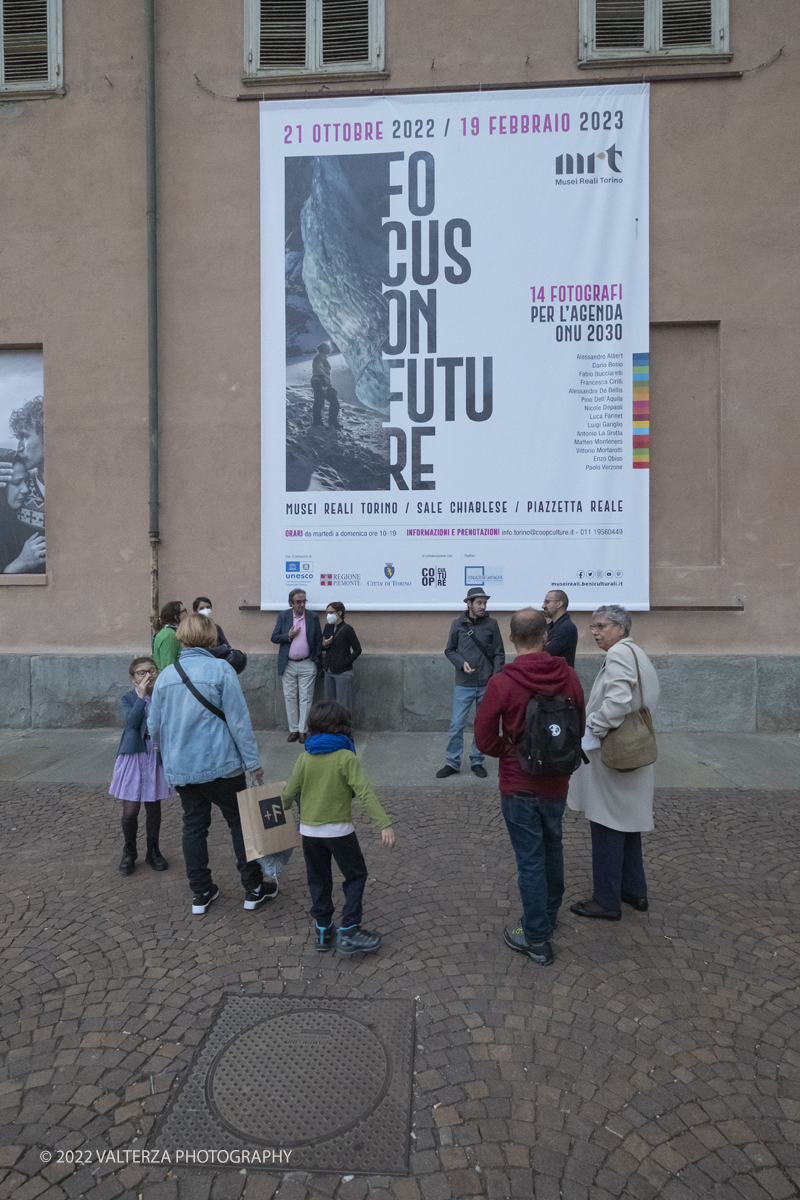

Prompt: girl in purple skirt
[109,656,176,874]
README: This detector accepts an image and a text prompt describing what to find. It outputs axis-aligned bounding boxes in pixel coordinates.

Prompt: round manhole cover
[206,1008,391,1146]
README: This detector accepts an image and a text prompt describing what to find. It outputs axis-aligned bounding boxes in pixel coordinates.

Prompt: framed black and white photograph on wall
[0,348,45,577]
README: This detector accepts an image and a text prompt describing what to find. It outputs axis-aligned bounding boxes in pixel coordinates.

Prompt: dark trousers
[311,378,340,426]
[590,820,647,911]
[177,774,262,895]
[501,795,565,945]
[302,832,367,928]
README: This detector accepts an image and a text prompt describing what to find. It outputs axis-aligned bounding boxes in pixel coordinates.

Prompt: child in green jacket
[282,700,395,954]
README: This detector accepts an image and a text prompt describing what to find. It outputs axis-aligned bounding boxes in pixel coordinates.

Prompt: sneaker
[471,763,488,778]
[244,878,278,910]
[336,925,382,955]
[192,885,220,915]
[315,923,336,952]
[503,924,554,966]
[435,765,459,778]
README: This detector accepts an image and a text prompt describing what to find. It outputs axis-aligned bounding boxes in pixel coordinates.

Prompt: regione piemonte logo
[556,143,622,177]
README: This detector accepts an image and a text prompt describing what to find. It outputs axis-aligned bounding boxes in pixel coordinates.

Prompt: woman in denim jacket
[148,613,284,915]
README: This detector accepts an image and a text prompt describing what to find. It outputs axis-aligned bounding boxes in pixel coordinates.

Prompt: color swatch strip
[632,352,649,469]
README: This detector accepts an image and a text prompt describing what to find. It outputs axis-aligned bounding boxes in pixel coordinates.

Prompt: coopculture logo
[555,143,623,179]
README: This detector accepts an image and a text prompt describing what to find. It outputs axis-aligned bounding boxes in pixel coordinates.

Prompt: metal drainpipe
[145,0,160,634]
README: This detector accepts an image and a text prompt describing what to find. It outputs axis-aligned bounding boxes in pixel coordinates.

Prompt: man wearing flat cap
[437,587,505,779]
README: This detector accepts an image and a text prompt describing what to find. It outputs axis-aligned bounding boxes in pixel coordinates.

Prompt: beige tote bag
[237,780,300,862]
[600,646,658,772]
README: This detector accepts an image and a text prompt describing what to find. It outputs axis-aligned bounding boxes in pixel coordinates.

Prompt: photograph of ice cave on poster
[284,154,394,492]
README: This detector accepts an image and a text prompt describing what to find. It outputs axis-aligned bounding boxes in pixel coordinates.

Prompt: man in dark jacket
[436,587,505,779]
[270,589,323,743]
[541,590,578,667]
[475,607,585,966]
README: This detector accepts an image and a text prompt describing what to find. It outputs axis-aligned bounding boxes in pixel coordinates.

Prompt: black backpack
[514,693,586,777]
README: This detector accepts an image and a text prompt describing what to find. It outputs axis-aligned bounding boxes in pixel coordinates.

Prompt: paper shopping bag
[237,781,300,862]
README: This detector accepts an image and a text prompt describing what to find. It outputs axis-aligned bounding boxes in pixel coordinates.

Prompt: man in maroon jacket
[475,607,585,966]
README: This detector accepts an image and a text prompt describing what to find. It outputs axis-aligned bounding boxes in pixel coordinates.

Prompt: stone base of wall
[1,654,798,733]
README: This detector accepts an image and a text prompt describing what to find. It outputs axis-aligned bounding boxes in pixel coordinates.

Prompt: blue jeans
[501,794,566,945]
[445,685,486,769]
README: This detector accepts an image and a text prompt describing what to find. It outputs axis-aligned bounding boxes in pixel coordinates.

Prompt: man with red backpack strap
[475,607,585,966]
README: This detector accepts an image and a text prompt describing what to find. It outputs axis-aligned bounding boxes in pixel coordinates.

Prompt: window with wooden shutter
[0,0,62,94]
[245,0,384,80]
[579,0,729,65]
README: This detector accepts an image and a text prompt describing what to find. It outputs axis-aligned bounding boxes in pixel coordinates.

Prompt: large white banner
[260,85,649,610]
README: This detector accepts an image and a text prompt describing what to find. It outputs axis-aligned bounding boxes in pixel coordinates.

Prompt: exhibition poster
[260,84,649,610]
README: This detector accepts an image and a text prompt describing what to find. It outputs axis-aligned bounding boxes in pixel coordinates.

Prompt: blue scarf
[304,733,355,755]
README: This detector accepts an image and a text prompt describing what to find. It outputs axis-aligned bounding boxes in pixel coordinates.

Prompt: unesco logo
[286,559,313,580]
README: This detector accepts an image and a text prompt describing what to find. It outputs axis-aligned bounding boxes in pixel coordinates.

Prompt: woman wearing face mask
[321,602,361,716]
[192,597,230,649]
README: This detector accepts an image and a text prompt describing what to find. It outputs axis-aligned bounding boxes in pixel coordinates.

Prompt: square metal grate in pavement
[151,996,415,1174]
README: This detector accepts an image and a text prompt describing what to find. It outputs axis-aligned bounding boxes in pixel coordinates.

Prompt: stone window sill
[242,70,389,88]
[0,574,48,585]
[579,54,732,69]
[0,86,65,102]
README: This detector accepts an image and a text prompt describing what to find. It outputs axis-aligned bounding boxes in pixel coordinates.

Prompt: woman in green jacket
[152,600,185,670]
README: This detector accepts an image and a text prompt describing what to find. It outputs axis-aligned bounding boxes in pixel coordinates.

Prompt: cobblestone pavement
[2,784,800,1200]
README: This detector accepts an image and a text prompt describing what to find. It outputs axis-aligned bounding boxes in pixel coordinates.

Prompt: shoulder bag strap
[625,643,644,707]
[466,627,494,665]
[174,660,227,723]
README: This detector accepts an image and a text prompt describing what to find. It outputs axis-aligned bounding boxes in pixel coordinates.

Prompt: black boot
[119,838,137,874]
[145,838,169,871]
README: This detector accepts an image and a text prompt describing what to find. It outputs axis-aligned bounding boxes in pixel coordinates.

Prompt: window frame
[0,0,63,98]
[578,0,731,67]
[244,0,385,84]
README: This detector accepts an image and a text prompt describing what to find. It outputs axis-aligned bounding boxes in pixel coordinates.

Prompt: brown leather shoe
[287,732,300,743]
[570,898,621,921]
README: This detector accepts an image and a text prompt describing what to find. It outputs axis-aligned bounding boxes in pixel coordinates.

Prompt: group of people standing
[107,583,660,969]
[468,598,660,966]
[270,588,361,741]
[434,585,660,965]
[436,586,578,780]
[108,597,388,955]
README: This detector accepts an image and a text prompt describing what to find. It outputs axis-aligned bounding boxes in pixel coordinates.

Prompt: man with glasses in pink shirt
[271,588,323,744]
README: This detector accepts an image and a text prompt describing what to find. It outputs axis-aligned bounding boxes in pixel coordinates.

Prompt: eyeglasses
[133,668,157,678]
[589,623,612,633]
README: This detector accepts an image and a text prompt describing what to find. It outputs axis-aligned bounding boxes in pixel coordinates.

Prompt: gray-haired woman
[567,605,660,920]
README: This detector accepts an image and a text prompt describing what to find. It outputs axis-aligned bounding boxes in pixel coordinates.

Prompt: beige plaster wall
[0,0,797,657]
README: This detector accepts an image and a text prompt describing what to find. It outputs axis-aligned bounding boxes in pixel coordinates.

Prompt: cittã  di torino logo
[556,143,623,182]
